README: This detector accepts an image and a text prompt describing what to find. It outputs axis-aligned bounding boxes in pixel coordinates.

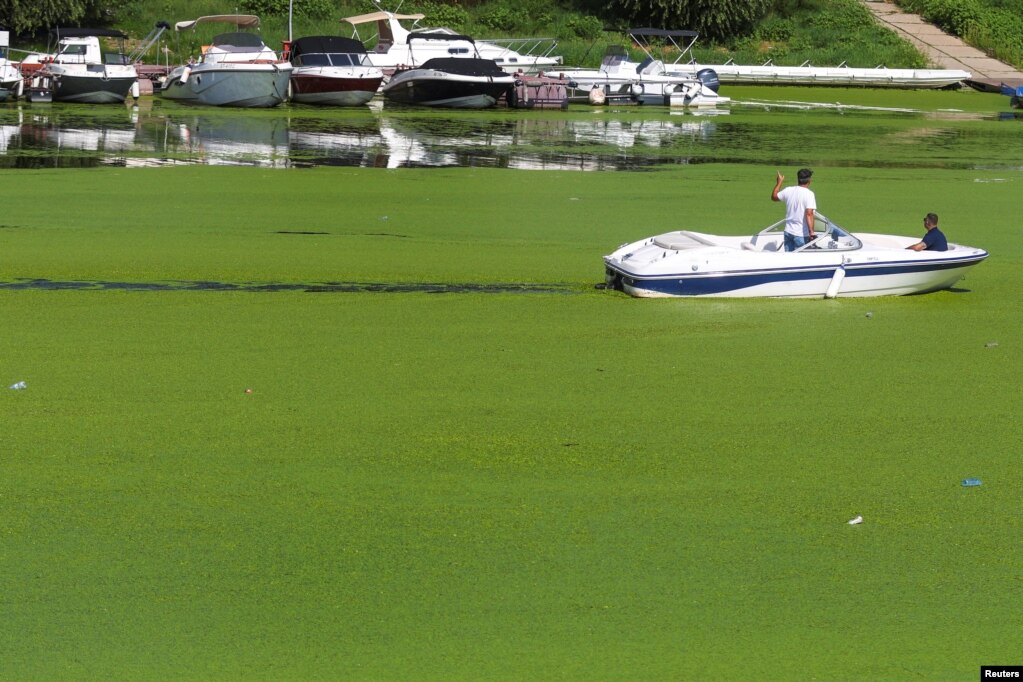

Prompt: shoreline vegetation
[25,0,930,71]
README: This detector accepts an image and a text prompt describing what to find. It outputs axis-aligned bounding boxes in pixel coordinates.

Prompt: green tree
[578,0,772,40]
[2,0,134,36]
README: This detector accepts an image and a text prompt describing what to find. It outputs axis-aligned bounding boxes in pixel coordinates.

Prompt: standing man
[907,213,948,251]
[771,168,816,251]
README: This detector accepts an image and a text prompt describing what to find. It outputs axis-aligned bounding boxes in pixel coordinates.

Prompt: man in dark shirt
[907,212,948,251]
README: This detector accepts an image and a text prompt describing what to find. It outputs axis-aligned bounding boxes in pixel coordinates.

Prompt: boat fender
[179,66,191,84]
[588,86,606,105]
[825,266,846,299]
[130,80,140,99]
[662,83,675,96]
[630,82,644,97]
[16,78,24,97]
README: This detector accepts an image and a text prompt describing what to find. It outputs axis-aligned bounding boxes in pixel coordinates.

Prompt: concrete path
[860,0,1023,88]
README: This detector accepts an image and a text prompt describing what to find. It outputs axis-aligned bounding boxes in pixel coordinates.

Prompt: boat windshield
[753,213,862,252]
[294,52,367,67]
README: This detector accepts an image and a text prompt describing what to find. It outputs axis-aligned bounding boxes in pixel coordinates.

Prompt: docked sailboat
[161,15,291,107]
[286,36,383,106]
[39,28,139,103]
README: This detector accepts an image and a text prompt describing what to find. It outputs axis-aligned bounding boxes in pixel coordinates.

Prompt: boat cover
[291,36,368,57]
[418,57,507,77]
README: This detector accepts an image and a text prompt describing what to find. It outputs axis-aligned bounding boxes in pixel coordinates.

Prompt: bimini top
[418,57,506,77]
[342,12,425,26]
[627,28,699,39]
[175,15,260,32]
[51,27,129,39]
[291,36,368,57]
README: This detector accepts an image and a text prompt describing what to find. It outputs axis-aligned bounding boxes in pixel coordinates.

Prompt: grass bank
[2,163,1021,678]
[106,0,931,70]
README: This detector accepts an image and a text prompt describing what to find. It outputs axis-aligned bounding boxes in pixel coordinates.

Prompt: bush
[477,5,517,32]
[565,15,604,40]
[604,0,772,41]
[240,0,335,19]
[407,1,471,30]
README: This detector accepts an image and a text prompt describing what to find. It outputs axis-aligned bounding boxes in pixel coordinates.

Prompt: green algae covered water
[1,85,1021,680]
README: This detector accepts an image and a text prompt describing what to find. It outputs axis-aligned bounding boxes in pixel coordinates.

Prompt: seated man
[907,212,947,251]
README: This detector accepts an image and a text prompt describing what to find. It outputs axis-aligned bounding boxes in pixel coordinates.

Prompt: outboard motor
[696,68,720,93]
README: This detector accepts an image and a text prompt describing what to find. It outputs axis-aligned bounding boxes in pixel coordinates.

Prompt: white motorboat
[559,45,728,107]
[161,15,292,107]
[603,213,988,298]
[381,34,514,108]
[286,35,383,105]
[625,28,970,89]
[39,28,139,103]
[0,31,23,99]
[343,10,562,74]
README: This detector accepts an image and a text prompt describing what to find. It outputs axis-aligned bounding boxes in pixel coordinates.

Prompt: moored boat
[343,10,562,74]
[381,34,514,108]
[559,45,727,107]
[161,15,291,107]
[604,213,987,298]
[40,28,139,104]
[286,35,383,106]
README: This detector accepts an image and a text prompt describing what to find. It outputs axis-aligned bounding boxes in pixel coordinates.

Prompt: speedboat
[39,28,139,103]
[343,10,562,74]
[161,15,291,107]
[559,45,727,107]
[381,34,514,108]
[603,213,988,298]
[286,35,383,105]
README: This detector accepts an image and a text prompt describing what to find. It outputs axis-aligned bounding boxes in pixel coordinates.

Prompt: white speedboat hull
[604,220,988,298]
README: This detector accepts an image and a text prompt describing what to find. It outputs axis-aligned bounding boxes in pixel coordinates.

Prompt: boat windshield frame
[753,212,862,252]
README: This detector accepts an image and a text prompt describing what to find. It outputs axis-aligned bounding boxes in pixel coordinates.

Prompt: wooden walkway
[132,5,1023,92]
[859,0,1023,90]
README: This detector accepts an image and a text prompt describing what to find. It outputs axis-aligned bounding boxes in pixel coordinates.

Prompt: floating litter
[961,478,982,487]
[985,342,998,348]
[848,515,863,525]
[865,312,873,319]
[8,381,26,390]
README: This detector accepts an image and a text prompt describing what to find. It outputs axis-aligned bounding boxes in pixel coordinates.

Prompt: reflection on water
[0,98,1021,171]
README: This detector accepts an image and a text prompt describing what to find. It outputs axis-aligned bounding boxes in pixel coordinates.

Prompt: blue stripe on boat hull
[608,255,987,297]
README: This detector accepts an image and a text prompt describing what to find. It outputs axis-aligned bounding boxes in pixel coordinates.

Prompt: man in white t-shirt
[771,168,816,251]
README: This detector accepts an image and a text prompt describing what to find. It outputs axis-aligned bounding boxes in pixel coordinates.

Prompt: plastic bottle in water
[9,381,27,390]
[961,478,982,487]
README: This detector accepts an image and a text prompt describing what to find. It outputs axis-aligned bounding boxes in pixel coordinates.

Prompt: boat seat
[742,241,779,252]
